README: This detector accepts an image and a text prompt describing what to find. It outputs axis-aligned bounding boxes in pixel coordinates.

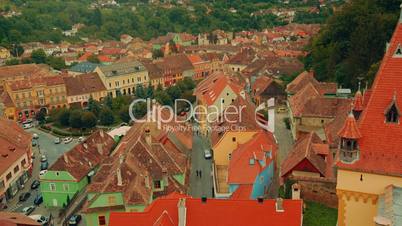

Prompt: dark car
[68,214,82,226]
[32,140,37,147]
[33,194,43,206]
[31,180,40,189]
[40,161,48,171]
[19,192,31,202]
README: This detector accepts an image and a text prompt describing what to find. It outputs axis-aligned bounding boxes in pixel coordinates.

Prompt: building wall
[40,171,87,208]
[336,169,402,226]
[67,91,107,106]
[0,153,30,200]
[213,131,257,166]
[95,68,149,98]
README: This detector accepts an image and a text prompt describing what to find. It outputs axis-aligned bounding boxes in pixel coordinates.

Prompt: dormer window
[386,103,399,123]
[394,44,402,57]
[385,94,400,123]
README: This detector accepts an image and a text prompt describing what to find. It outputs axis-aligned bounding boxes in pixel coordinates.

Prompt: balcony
[340,149,359,163]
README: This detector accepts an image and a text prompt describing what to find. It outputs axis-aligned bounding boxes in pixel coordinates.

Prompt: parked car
[204,148,212,159]
[31,180,40,190]
[22,206,35,215]
[32,133,39,139]
[23,123,33,129]
[19,192,31,202]
[54,137,61,144]
[78,136,85,142]
[39,170,47,177]
[29,215,49,225]
[33,194,43,206]
[32,140,37,147]
[64,137,73,144]
[68,214,82,226]
[40,161,48,170]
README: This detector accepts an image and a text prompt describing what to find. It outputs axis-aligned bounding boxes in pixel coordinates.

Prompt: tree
[119,105,131,123]
[135,85,146,98]
[92,8,103,28]
[69,110,82,128]
[87,54,100,63]
[5,58,19,65]
[81,111,97,128]
[46,56,66,70]
[35,109,47,124]
[103,95,113,109]
[166,86,182,100]
[87,96,101,116]
[155,91,173,106]
[146,83,154,98]
[152,49,164,59]
[31,49,47,64]
[57,108,70,127]
[11,45,24,57]
[99,107,115,125]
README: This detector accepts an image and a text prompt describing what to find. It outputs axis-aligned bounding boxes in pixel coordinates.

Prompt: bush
[51,127,71,137]
[99,107,115,126]
[69,110,82,128]
[81,111,97,128]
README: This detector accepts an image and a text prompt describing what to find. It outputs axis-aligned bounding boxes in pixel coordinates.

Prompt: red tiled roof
[63,72,106,96]
[0,119,32,178]
[337,21,402,176]
[227,130,276,185]
[49,130,115,181]
[353,90,364,112]
[109,194,303,226]
[251,76,274,96]
[0,212,40,226]
[286,71,337,95]
[194,72,243,106]
[230,185,253,200]
[281,132,330,178]
[337,113,362,139]
[186,54,204,65]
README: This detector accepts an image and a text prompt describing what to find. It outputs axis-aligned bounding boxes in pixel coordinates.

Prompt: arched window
[386,103,399,123]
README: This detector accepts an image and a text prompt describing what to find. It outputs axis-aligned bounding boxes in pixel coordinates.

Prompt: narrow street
[189,134,213,198]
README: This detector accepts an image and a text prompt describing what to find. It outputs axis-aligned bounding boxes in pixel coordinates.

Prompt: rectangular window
[21,159,26,167]
[109,83,112,88]
[154,180,161,189]
[98,216,106,226]
[50,183,56,191]
[13,165,19,173]
[108,196,116,205]
[63,184,69,191]
[6,173,12,181]
[232,137,236,142]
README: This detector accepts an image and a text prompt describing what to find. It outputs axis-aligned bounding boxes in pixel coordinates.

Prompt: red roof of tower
[337,113,362,139]
[353,91,364,112]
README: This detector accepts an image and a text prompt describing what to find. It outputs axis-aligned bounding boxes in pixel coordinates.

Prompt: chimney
[119,154,125,164]
[100,129,104,138]
[162,167,168,185]
[97,143,103,155]
[292,183,301,200]
[275,198,284,212]
[117,168,123,186]
[63,153,69,164]
[83,142,88,150]
[144,127,152,145]
[144,174,150,188]
[177,198,187,226]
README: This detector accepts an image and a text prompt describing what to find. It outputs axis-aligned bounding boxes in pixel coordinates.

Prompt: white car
[22,206,35,215]
[32,133,39,139]
[64,137,73,144]
[39,170,47,177]
[29,215,49,224]
[54,137,61,144]
[78,136,85,142]
[23,123,33,129]
[204,149,212,159]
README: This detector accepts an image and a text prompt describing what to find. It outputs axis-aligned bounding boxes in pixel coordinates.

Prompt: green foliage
[35,108,47,124]
[81,111,97,128]
[135,84,146,98]
[87,54,100,64]
[118,105,131,123]
[99,107,115,125]
[303,201,338,226]
[87,96,101,116]
[69,109,82,129]
[310,0,401,89]
[57,108,70,127]
[31,49,47,64]
[5,58,19,65]
[46,56,66,70]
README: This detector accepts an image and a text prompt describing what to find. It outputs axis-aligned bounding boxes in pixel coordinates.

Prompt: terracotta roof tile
[337,113,362,139]
[63,72,106,96]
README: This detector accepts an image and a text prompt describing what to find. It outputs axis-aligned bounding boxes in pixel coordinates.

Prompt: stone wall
[289,175,338,208]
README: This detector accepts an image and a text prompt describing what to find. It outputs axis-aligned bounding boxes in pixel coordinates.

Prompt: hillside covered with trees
[308,0,402,89]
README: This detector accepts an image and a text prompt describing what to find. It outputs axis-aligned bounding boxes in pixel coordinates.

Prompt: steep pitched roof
[286,71,337,95]
[0,118,32,178]
[49,130,115,181]
[63,72,106,96]
[227,131,276,185]
[109,194,303,226]
[337,113,362,139]
[337,20,402,176]
[281,132,329,178]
